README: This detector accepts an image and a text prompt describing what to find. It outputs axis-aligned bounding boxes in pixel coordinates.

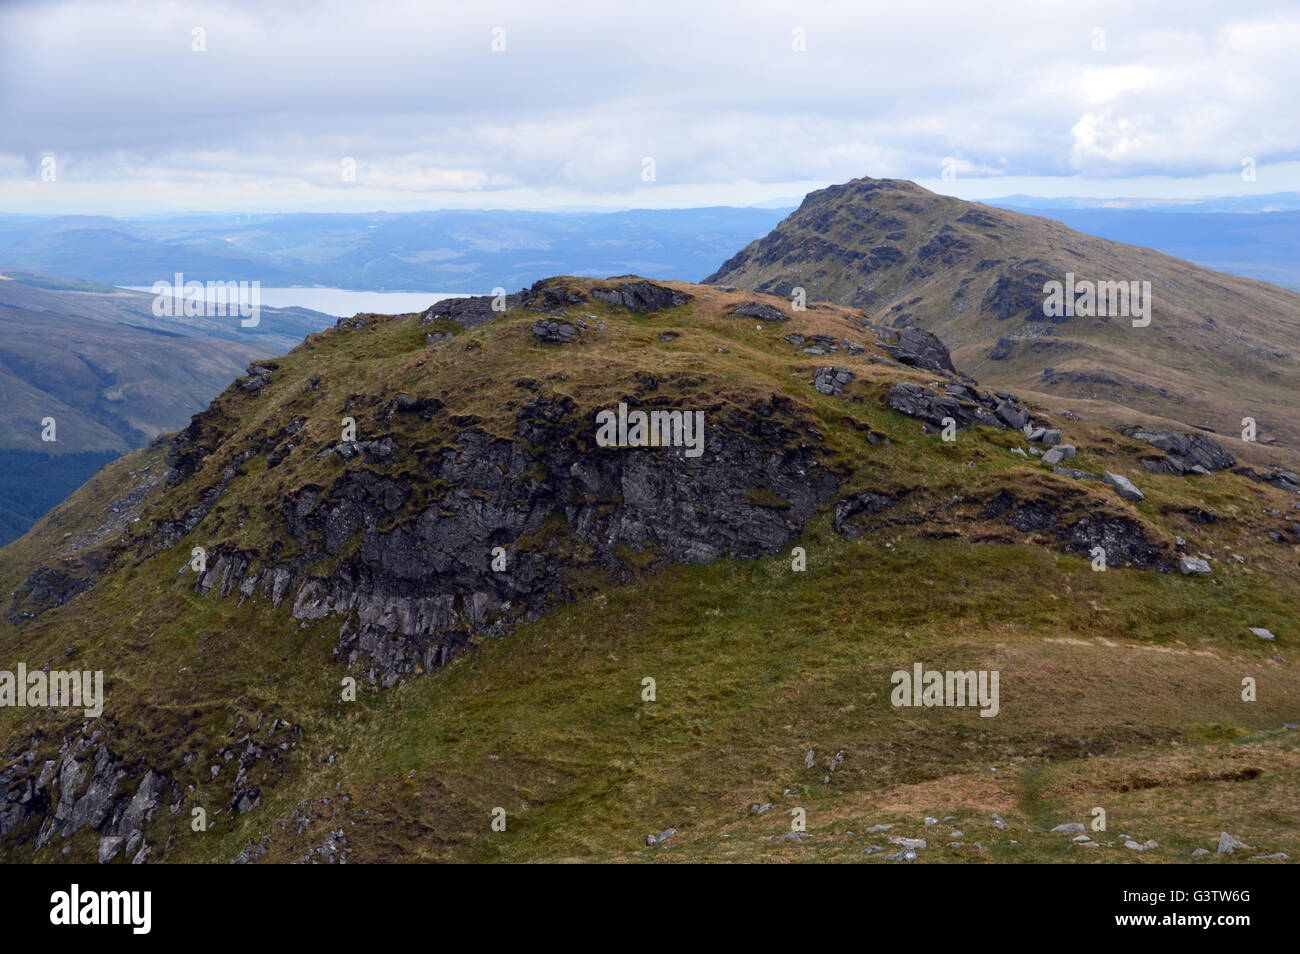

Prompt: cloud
[1,0,1298,210]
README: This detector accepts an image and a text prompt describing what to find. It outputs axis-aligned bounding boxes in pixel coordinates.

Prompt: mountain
[0,271,335,544]
[0,207,794,292]
[2,277,1296,863]
[988,205,1300,292]
[705,176,1300,448]
[989,192,1300,213]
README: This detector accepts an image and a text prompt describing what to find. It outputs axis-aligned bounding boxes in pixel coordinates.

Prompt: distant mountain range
[0,208,795,292]
[988,204,1300,292]
[2,200,1299,298]
[987,192,1300,212]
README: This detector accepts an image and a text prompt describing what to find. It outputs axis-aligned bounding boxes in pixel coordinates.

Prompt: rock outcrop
[590,280,690,313]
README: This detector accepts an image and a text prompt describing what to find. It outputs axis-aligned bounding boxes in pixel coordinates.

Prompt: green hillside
[1,278,1296,864]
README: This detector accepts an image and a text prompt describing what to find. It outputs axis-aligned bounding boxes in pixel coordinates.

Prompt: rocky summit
[1,275,1297,865]
[706,176,1300,449]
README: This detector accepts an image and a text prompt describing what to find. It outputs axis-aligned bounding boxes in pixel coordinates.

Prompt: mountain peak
[707,174,1300,448]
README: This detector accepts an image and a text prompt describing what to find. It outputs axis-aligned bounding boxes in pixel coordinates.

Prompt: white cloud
[0,0,1297,211]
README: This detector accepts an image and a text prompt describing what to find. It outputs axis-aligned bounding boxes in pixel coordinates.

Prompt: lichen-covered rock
[887,382,1000,429]
[531,319,580,344]
[730,301,790,323]
[1120,428,1235,472]
[813,366,855,396]
[590,280,690,313]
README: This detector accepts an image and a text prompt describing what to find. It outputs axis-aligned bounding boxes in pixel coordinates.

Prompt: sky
[1,0,1298,214]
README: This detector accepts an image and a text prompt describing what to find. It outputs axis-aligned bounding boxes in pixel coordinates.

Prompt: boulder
[886,382,1000,430]
[645,827,677,847]
[1217,832,1250,854]
[1042,444,1076,466]
[995,400,1029,430]
[421,291,525,327]
[1104,471,1145,502]
[879,326,956,373]
[591,280,690,313]
[531,320,579,344]
[890,837,927,849]
[813,366,855,396]
[1123,428,1235,472]
[1179,557,1211,575]
[731,301,790,323]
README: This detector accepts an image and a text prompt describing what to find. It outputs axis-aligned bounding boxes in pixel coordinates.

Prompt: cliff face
[2,276,1296,864]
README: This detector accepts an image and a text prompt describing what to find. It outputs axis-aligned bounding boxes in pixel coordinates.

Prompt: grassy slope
[0,279,1297,863]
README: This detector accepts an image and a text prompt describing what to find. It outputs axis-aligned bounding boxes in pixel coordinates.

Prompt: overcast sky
[1,0,1298,214]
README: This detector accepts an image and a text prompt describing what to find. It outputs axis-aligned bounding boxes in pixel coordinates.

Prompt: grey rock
[878,326,956,373]
[886,382,1001,430]
[731,301,790,323]
[1042,428,1061,445]
[97,835,125,864]
[1179,557,1212,575]
[1050,823,1087,834]
[995,400,1029,430]
[1191,848,1210,856]
[420,291,525,328]
[1217,832,1251,854]
[1125,839,1158,851]
[591,280,690,313]
[1104,471,1145,502]
[531,319,580,344]
[1248,627,1277,640]
[645,827,677,847]
[813,366,855,396]
[1123,428,1235,472]
[1042,444,1076,466]
[1053,466,1101,481]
